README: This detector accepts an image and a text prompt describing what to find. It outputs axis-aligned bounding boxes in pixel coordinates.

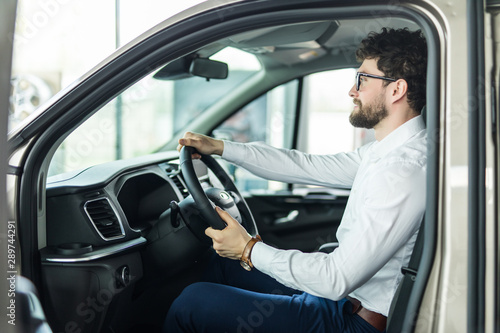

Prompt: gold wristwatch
[240,235,262,271]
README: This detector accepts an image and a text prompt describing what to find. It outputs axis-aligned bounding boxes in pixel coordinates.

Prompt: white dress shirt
[221,115,427,316]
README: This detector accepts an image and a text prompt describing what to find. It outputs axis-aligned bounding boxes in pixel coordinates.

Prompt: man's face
[348,59,390,129]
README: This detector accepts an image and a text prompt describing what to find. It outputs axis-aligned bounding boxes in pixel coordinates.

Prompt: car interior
[12,5,435,332]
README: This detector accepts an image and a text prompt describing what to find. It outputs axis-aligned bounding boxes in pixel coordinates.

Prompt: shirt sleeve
[250,159,426,301]
[222,141,370,188]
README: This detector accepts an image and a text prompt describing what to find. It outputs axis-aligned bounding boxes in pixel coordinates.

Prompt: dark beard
[349,98,388,129]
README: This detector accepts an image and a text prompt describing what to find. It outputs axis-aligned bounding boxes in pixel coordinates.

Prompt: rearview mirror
[154,57,228,81]
[190,58,228,80]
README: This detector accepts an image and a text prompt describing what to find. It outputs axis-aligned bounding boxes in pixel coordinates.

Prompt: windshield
[48,47,261,177]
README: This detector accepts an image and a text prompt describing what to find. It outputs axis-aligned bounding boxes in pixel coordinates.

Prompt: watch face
[240,261,251,271]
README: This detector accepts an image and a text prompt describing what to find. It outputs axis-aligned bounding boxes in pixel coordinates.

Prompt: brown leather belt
[347,297,387,332]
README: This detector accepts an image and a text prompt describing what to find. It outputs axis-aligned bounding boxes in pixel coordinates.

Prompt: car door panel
[244,191,348,252]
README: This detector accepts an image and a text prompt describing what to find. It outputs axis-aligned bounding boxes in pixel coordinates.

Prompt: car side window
[297,69,374,155]
[213,68,373,192]
[213,80,299,192]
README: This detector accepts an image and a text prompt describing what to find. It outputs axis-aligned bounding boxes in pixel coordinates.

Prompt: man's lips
[353,99,361,109]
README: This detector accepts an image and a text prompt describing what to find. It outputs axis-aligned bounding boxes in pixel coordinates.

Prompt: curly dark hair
[356,28,427,113]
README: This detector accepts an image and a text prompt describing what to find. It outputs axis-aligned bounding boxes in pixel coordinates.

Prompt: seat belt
[386,217,425,332]
[402,221,425,282]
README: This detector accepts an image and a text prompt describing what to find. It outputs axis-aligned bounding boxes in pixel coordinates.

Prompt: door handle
[273,210,299,224]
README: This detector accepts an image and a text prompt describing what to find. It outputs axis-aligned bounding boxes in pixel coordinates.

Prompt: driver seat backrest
[318,218,425,332]
[385,105,427,331]
[386,216,425,332]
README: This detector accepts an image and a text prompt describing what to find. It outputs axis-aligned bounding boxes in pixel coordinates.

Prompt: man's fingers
[205,208,252,260]
[215,206,238,226]
[177,131,223,156]
[178,138,196,148]
[177,138,202,159]
[177,138,189,152]
[205,208,237,240]
[205,226,217,239]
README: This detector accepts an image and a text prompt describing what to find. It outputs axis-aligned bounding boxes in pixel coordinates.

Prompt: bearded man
[166,28,427,333]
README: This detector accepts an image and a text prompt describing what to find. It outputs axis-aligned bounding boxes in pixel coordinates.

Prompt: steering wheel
[178,146,258,238]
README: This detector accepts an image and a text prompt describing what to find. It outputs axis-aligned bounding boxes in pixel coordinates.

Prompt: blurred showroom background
[9,0,207,129]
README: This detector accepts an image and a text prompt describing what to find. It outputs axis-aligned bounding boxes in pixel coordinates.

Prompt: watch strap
[240,235,262,270]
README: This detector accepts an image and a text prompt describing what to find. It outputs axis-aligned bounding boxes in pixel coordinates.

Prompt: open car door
[1,1,19,333]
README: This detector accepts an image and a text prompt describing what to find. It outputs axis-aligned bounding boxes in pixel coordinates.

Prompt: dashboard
[40,151,210,332]
[44,152,183,251]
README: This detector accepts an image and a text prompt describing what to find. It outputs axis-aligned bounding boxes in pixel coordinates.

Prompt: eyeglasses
[355,72,397,91]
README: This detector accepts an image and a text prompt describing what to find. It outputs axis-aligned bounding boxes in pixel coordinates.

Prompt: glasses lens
[356,73,360,91]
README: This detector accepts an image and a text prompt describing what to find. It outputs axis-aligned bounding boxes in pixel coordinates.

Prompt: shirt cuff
[250,241,277,273]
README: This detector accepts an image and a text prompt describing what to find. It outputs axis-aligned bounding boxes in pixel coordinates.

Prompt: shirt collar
[370,115,426,159]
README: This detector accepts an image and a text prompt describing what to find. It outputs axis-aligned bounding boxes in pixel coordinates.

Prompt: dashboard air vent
[170,175,189,198]
[84,198,125,241]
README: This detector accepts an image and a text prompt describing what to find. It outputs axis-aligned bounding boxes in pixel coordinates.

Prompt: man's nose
[348,84,358,98]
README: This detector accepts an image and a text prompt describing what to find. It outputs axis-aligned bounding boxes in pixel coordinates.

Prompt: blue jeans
[164,253,381,333]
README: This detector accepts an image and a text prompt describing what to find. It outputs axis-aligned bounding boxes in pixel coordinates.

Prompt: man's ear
[390,79,408,103]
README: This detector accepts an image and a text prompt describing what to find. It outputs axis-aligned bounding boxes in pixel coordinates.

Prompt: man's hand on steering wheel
[178,132,249,258]
[177,132,258,259]
[177,132,224,157]
[205,207,252,260]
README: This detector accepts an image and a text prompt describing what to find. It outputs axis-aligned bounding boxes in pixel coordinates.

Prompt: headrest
[420,105,426,125]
